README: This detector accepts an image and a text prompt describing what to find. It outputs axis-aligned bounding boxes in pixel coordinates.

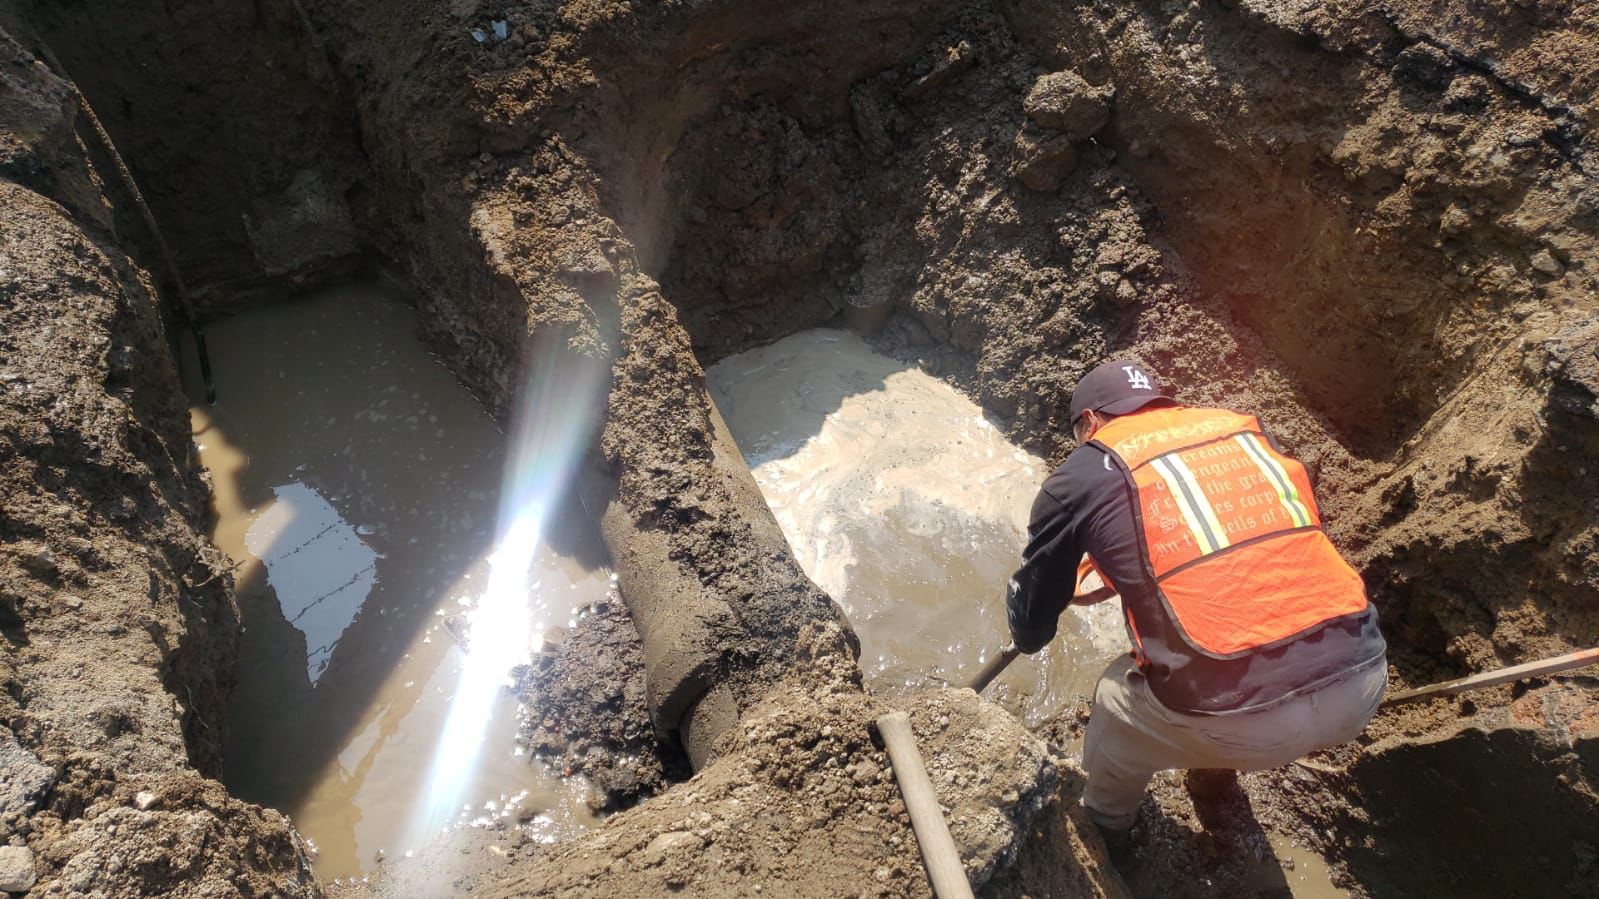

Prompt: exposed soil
[23,0,368,309]
[515,597,692,812]
[0,22,317,895]
[1,0,1596,895]
[483,625,1108,899]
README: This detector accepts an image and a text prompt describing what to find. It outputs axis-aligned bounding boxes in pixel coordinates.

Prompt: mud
[2,0,1598,895]
[514,598,692,814]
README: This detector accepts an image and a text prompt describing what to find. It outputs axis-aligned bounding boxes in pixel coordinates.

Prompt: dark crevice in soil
[25,0,374,313]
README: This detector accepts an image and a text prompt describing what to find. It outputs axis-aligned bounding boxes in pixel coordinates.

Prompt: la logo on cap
[1123,365,1152,391]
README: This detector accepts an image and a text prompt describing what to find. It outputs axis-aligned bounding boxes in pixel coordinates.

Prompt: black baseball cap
[1069,359,1173,426]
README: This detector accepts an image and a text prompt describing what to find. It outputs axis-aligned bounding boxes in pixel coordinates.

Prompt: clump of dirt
[24,772,316,899]
[514,598,691,811]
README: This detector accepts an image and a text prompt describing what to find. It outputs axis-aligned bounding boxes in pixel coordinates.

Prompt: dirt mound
[480,623,1116,897]
[515,598,691,811]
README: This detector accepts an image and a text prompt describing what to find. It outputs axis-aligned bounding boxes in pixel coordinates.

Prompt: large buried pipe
[596,275,864,770]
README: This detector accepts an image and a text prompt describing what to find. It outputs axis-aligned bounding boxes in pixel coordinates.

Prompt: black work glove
[1006,576,1059,655]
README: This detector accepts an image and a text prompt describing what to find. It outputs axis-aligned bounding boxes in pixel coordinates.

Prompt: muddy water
[707,329,1125,723]
[192,282,609,880]
[1263,835,1350,898]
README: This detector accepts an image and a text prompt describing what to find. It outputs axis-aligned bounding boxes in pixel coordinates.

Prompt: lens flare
[409,343,606,847]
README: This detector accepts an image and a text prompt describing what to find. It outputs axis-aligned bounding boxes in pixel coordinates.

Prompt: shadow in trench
[1327,723,1599,898]
[1119,777,1301,899]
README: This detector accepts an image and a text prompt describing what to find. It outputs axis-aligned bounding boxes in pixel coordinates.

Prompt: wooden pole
[967,584,1112,695]
[1382,646,1599,707]
[967,643,1020,694]
[876,711,975,899]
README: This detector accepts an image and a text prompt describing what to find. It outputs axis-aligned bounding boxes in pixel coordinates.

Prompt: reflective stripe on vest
[1093,405,1369,658]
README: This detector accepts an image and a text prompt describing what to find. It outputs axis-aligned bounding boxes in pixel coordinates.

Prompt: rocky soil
[0,0,1595,895]
[484,624,1099,898]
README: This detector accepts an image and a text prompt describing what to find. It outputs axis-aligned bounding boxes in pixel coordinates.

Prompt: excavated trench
[2,0,1597,897]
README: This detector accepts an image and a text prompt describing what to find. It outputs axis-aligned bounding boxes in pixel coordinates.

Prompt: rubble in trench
[1,0,1597,896]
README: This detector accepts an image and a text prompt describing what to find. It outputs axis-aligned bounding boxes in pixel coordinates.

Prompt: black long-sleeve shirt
[1006,426,1386,714]
[1007,441,1144,654]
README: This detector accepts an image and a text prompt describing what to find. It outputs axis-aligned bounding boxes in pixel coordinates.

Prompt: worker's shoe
[1184,767,1240,804]
[1092,821,1135,872]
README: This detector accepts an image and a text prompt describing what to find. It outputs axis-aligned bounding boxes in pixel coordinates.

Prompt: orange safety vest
[1086,405,1369,659]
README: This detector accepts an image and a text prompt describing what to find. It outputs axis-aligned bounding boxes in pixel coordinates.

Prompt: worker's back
[1011,359,1391,839]
[1073,403,1386,714]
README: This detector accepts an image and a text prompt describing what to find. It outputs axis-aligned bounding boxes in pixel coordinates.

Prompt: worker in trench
[1005,359,1388,858]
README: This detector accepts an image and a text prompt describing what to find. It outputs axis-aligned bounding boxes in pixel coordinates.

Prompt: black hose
[29,31,219,404]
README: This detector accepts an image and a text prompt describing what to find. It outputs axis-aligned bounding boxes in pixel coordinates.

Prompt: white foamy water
[707,329,1125,723]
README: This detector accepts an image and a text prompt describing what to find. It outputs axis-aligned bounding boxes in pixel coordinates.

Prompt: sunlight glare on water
[411,342,608,846]
[197,283,612,878]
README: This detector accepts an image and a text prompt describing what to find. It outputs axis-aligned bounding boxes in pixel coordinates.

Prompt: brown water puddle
[706,329,1127,725]
[1262,834,1350,898]
[190,281,610,881]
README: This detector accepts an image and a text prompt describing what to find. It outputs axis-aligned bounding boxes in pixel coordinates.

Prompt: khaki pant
[1081,655,1387,830]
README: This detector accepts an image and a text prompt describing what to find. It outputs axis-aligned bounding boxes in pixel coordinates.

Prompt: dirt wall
[1001,0,1599,681]
[24,0,368,311]
[0,20,319,896]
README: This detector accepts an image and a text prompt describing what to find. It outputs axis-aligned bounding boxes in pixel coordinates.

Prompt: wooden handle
[1075,585,1116,605]
[1382,646,1599,707]
[967,643,1021,694]
[876,711,976,899]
